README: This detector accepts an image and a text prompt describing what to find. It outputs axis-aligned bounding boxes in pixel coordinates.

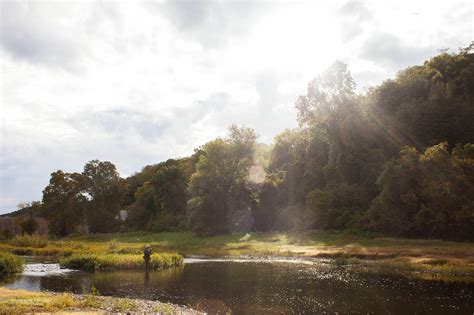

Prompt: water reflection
[4,260,474,314]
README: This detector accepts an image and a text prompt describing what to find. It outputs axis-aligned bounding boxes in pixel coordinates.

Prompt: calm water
[4,258,474,314]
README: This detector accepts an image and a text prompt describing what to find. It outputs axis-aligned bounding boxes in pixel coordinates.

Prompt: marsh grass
[1,230,472,277]
[59,252,183,271]
[108,239,118,251]
[9,235,48,248]
[347,256,474,283]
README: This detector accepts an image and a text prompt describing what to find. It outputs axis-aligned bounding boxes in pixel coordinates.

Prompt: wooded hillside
[12,46,473,241]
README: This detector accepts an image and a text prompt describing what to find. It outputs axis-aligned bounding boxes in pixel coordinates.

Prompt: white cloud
[0,0,472,213]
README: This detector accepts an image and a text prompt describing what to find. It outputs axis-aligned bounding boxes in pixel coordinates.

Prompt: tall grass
[0,252,24,277]
[9,235,48,248]
[59,252,183,271]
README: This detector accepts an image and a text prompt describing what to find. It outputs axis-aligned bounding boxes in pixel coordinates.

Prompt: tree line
[29,46,474,240]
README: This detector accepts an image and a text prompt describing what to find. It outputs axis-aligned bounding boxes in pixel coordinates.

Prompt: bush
[60,255,97,271]
[10,235,48,248]
[0,252,24,277]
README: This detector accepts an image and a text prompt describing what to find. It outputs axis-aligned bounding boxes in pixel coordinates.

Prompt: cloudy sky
[0,0,472,213]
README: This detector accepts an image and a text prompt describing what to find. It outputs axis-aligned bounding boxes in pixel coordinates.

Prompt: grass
[9,235,48,248]
[0,287,201,314]
[346,257,474,282]
[0,289,77,314]
[59,252,183,271]
[0,230,472,278]
[116,298,136,312]
[71,230,473,278]
[0,252,23,278]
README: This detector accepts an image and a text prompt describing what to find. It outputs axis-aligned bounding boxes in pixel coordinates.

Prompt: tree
[364,143,474,240]
[82,160,127,233]
[42,171,86,236]
[128,159,188,231]
[187,125,257,235]
[33,45,474,241]
[295,60,356,129]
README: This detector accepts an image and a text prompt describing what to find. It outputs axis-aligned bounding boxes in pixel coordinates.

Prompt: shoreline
[1,231,473,279]
[0,287,203,314]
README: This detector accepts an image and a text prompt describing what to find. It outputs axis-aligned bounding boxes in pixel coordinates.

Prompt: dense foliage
[41,160,126,236]
[31,46,473,240]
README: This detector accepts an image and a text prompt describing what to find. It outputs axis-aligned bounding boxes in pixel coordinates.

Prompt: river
[3,257,473,314]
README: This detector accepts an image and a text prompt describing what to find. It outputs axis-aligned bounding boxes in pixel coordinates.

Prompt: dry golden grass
[0,288,201,314]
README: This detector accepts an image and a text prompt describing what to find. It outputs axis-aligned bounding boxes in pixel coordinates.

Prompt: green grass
[0,252,23,278]
[59,252,183,271]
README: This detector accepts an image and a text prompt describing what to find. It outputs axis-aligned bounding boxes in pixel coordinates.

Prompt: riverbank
[0,231,473,277]
[69,231,474,275]
[0,287,202,314]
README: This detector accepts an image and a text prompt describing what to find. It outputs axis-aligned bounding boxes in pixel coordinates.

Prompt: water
[4,258,474,314]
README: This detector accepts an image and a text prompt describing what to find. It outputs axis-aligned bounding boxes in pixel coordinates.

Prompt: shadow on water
[4,259,474,314]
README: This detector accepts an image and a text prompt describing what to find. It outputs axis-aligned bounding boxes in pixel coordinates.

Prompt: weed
[116,298,136,312]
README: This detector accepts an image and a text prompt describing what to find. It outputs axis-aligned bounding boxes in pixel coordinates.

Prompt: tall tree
[187,125,257,234]
[82,160,127,233]
[42,171,86,236]
[127,159,188,231]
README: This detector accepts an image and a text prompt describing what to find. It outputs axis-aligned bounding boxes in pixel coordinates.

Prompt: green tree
[42,171,86,236]
[187,125,257,235]
[128,159,188,231]
[364,143,474,240]
[295,60,356,129]
[82,160,127,233]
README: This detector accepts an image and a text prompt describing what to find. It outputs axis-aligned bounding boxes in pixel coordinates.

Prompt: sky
[0,0,472,214]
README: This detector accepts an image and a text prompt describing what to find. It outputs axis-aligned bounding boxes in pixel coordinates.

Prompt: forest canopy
[20,46,474,241]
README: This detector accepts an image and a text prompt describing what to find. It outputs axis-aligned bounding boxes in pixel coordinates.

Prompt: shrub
[60,255,97,271]
[0,252,24,277]
[10,235,48,248]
